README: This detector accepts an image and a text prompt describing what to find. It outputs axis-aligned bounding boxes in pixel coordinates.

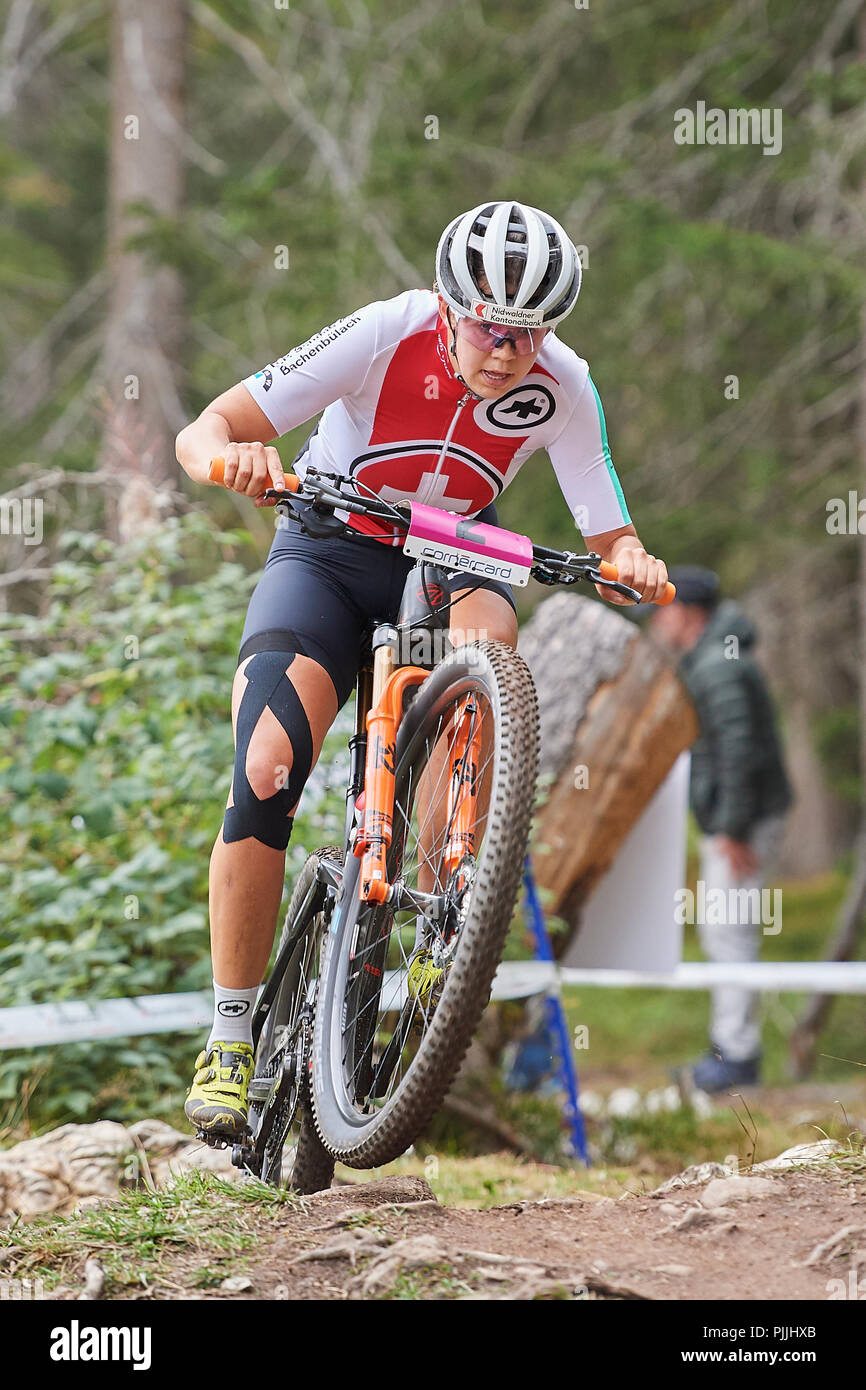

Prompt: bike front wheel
[312,640,539,1168]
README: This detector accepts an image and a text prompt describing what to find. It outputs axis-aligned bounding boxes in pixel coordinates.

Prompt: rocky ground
[0,1119,863,1300]
[163,1160,866,1302]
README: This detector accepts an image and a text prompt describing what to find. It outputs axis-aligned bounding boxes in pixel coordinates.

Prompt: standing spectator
[650,567,792,1091]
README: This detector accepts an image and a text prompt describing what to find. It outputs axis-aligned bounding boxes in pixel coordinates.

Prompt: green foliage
[813,707,861,805]
[0,513,348,1127]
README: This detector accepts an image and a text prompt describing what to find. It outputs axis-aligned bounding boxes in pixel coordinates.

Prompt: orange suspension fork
[355,643,429,904]
[442,694,483,879]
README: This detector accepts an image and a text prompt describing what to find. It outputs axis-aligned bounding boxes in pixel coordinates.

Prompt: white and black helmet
[435,201,581,330]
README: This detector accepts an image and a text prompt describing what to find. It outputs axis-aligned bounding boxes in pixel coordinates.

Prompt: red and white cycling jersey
[242,289,630,544]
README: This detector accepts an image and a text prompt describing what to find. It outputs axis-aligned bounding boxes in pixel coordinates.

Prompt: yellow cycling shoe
[184,1041,254,1137]
[406,949,444,1008]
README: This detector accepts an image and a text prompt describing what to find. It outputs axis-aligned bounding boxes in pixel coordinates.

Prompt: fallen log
[518,591,698,941]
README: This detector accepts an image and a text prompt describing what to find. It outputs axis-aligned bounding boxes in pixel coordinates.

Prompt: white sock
[207,980,259,1050]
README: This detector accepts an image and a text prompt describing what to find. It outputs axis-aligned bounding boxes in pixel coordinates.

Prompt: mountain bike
[204,460,674,1190]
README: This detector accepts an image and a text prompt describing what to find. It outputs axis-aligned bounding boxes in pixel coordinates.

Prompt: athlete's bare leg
[208,654,338,988]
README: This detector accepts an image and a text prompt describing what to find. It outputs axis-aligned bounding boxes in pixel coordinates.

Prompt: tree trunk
[518,592,698,941]
[788,822,866,1079]
[788,6,866,1078]
[861,0,866,852]
[100,0,188,541]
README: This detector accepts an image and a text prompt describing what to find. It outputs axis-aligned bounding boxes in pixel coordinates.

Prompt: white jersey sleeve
[241,302,382,438]
[546,372,631,538]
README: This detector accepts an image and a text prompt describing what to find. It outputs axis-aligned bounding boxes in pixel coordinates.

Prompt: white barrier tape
[555,962,866,994]
[1,961,864,1050]
[0,992,212,1050]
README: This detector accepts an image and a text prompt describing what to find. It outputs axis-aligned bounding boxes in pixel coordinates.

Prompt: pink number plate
[402,503,533,587]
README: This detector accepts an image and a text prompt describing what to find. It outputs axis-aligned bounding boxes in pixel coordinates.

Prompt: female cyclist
[176,200,670,1136]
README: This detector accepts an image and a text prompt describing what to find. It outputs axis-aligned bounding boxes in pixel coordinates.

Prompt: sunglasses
[455,315,550,357]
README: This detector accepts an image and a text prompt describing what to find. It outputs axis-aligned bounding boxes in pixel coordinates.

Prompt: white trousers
[697,815,786,1061]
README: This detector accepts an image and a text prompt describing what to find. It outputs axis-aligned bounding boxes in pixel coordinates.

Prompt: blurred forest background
[1,0,865,1136]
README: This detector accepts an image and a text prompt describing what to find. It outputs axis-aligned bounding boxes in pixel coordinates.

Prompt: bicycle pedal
[195,1129,228,1149]
[195,1126,251,1150]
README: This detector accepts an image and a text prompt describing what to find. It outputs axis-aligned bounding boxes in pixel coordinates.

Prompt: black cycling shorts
[238,501,517,708]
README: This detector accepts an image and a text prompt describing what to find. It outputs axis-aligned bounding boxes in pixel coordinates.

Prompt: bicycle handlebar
[208,457,676,605]
[597,559,676,606]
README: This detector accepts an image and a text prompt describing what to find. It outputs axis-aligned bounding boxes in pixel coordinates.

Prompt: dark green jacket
[680,601,792,840]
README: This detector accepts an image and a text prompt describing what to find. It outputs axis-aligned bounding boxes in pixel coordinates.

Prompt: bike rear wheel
[250,846,339,1194]
[312,640,539,1168]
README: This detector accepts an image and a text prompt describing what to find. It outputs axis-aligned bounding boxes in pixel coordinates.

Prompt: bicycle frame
[347,595,482,908]
[354,651,429,904]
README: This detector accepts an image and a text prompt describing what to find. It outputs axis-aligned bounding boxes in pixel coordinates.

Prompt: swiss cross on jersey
[346,324,560,537]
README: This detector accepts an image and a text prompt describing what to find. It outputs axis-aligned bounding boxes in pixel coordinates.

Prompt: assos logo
[218,999,250,1017]
[484,385,555,431]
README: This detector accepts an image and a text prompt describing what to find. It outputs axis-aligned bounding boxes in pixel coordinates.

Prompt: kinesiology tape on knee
[223,651,312,850]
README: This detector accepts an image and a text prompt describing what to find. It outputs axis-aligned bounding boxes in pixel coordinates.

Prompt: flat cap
[667,565,721,607]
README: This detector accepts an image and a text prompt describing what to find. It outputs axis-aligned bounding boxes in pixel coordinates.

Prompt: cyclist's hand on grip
[597,548,674,605]
[208,445,285,506]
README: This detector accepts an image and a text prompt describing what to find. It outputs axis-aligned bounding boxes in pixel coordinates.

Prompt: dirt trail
[143,1166,865,1301]
[9,1116,862,1300]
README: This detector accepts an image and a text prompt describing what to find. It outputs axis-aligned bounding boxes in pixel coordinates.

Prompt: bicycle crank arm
[248,1075,281,1104]
[249,1050,297,1111]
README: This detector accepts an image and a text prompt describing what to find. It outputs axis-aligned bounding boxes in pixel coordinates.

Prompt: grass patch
[337,1151,644,1205]
[379,1264,477,1300]
[595,1104,788,1172]
[774,1129,866,1180]
[0,1171,303,1296]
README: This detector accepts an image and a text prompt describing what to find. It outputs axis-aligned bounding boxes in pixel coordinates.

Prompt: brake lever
[533,551,643,603]
[584,568,643,603]
[262,485,348,539]
[263,486,308,503]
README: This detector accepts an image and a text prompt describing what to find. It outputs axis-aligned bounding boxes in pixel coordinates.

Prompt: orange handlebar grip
[208,459,301,493]
[597,559,677,606]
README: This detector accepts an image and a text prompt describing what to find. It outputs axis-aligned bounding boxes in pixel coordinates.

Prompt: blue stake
[522,857,590,1165]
